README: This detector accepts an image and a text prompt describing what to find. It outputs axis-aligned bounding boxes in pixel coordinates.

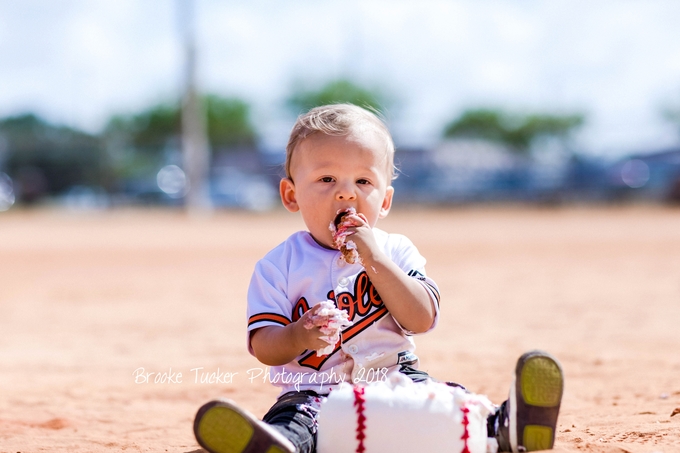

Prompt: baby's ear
[378,186,394,219]
[279,178,299,212]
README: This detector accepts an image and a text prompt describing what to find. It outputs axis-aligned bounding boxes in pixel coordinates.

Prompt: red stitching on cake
[461,405,471,453]
[353,386,367,453]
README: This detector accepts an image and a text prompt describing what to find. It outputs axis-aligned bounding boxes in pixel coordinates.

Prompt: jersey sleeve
[246,257,293,355]
[387,234,441,335]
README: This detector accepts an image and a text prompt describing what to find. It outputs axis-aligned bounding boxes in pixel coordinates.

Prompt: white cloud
[0,0,679,153]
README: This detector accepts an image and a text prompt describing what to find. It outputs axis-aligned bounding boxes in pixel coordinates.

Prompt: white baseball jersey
[247,228,440,395]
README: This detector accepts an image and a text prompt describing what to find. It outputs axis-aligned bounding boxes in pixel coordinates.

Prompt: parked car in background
[607,148,680,202]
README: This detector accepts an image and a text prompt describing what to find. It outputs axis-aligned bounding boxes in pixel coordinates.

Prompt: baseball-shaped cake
[316,374,496,453]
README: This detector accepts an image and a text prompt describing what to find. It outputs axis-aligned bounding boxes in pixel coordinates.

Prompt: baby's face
[280,130,394,248]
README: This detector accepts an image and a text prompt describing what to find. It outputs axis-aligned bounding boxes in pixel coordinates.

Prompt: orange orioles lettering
[294,271,387,371]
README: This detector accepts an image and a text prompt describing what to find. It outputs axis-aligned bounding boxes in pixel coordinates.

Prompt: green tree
[443,108,584,154]
[105,103,178,152]
[0,114,107,202]
[105,94,257,155]
[204,95,257,149]
[286,79,390,115]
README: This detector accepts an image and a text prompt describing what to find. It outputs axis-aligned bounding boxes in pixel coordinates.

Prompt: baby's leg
[262,391,324,453]
[398,353,563,452]
[398,363,467,390]
[492,350,564,452]
[193,392,322,453]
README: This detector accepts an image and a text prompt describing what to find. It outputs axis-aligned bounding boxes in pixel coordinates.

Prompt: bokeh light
[0,172,15,211]
[620,159,650,188]
[156,165,187,198]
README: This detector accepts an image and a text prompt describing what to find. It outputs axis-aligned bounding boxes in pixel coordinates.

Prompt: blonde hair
[285,104,396,180]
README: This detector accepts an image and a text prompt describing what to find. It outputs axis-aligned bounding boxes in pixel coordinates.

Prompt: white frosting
[317,373,496,453]
[329,208,362,265]
[303,300,353,356]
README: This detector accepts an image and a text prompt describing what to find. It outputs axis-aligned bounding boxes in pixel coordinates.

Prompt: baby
[192,104,563,453]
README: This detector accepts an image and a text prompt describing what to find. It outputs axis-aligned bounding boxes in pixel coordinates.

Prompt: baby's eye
[320,177,334,183]
[356,179,371,185]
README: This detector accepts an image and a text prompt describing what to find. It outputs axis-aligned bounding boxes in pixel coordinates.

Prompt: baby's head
[280,104,397,248]
[285,104,396,182]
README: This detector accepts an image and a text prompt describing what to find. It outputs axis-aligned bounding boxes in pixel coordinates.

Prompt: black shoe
[496,350,564,452]
[193,399,295,453]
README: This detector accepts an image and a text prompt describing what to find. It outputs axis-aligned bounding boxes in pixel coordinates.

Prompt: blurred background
[2,0,680,212]
[3,4,680,450]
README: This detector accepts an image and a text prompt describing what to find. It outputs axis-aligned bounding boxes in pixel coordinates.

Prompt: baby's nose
[335,185,357,200]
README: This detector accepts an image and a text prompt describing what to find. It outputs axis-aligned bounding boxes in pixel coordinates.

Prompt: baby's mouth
[333,211,347,229]
[332,207,356,229]
[329,207,361,265]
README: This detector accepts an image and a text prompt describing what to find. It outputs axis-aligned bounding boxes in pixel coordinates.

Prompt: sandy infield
[1,205,679,452]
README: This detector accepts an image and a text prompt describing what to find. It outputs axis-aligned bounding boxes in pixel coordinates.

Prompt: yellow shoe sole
[511,350,564,452]
[193,399,295,453]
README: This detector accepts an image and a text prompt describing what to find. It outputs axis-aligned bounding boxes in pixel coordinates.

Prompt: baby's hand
[303,300,352,356]
[338,212,381,264]
[292,304,339,353]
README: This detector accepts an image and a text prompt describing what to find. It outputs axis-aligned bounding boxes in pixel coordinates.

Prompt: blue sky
[2,0,680,156]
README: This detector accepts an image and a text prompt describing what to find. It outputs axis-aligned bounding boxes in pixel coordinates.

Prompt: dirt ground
[1,205,679,453]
